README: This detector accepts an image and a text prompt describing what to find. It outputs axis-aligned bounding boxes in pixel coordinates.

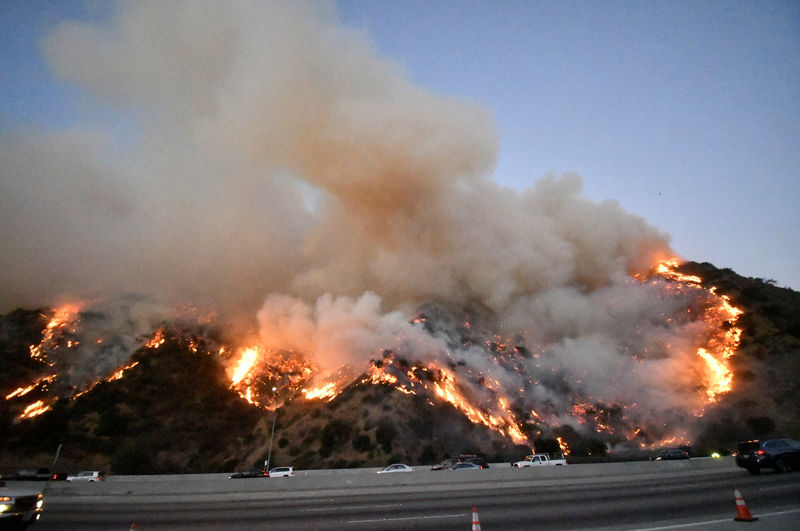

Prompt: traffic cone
[733,487,757,522]
[472,506,481,530]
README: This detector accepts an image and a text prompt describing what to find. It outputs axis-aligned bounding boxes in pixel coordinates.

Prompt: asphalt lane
[32,464,800,530]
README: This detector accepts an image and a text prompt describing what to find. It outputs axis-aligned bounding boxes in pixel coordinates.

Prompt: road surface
[30,460,800,530]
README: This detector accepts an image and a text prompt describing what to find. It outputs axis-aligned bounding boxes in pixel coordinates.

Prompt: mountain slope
[1,261,798,473]
[681,263,800,448]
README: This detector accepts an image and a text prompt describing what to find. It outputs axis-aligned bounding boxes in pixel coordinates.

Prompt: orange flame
[72,360,142,400]
[6,259,744,451]
[145,328,166,349]
[652,259,742,404]
[697,348,733,401]
[556,436,570,456]
[28,302,83,361]
[231,347,258,386]
[20,400,51,419]
[360,359,527,443]
[654,259,703,284]
[109,361,139,381]
[229,346,260,405]
[5,375,57,400]
[303,382,341,401]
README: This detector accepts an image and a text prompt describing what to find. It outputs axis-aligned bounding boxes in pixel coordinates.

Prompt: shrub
[353,434,373,452]
[746,416,776,437]
[111,440,156,474]
[319,420,352,458]
[417,444,439,464]
[375,418,396,454]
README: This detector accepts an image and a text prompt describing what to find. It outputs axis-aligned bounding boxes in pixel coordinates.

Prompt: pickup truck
[0,480,44,528]
[512,453,567,467]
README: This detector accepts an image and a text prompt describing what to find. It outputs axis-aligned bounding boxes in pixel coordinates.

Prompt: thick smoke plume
[2,1,722,442]
[1,0,669,315]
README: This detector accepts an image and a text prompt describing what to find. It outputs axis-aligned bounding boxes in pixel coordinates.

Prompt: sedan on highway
[656,449,690,460]
[450,462,482,470]
[377,464,414,474]
[66,471,104,482]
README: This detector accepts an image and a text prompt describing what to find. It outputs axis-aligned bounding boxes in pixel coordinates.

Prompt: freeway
[31,459,800,530]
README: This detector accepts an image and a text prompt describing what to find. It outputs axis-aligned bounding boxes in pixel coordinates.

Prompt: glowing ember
[145,328,166,349]
[362,364,412,393]
[28,303,83,361]
[654,259,703,284]
[432,382,526,444]
[20,400,51,419]
[227,346,317,407]
[5,385,34,400]
[556,436,570,456]
[358,356,527,444]
[109,361,139,381]
[5,375,57,400]
[71,361,144,401]
[303,382,341,401]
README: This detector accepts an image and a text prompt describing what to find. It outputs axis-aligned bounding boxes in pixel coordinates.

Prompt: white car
[377,464,415,474]
[66,471,104,482]
[0,480,44,527]
[268,467,294,478]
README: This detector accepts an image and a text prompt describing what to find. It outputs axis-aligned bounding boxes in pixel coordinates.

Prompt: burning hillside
[229,257,743,448]
[3,260,800,473]
[1,3,797,472]
[4,260,741,450]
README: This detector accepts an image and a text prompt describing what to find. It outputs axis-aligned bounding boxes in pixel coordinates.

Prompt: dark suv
[736,438,800,474]
[656,449,690,460]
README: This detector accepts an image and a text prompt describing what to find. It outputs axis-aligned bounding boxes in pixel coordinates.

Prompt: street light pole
[265,386,278,472]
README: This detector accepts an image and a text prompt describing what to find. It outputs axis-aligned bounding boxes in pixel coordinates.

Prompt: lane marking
[632,507,800,530]
[305,503,400,512]
[347,512,466,524]
[758,483,798,491]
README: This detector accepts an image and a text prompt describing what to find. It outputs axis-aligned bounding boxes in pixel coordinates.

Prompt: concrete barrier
[42,457,737,500]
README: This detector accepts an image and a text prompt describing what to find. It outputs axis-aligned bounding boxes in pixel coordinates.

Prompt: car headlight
[0,503,12,513]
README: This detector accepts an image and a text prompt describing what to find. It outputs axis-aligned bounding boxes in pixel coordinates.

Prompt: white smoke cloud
[2,0,672,317]
[2,1,726,443]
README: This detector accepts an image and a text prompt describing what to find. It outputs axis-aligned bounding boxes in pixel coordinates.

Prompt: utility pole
[265,386,278,472]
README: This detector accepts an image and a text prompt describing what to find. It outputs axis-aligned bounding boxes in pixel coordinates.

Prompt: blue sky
[1,0,798,291]
[335,0,800,289]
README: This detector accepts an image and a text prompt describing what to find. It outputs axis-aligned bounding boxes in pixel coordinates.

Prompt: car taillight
[757,449,765,455]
